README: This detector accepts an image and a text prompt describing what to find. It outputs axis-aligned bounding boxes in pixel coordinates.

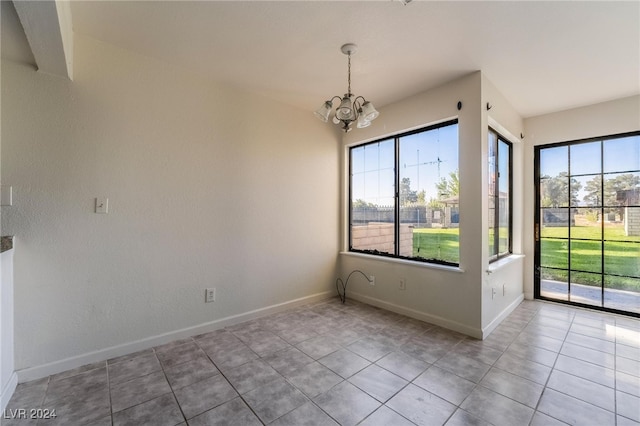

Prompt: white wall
[340,72,486,337]
[522,95,640,299]
[481,74,525,331]
[1,33,340,378]
[0,1,14,410]
[1,248,16,410]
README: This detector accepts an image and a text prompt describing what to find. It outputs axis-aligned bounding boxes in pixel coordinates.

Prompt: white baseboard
[16,291,333,383]
[1,372,18,411]
[481,294,525,339]
[347,291,483,339]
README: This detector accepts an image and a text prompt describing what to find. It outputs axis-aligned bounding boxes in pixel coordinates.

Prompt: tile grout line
[320,342,401,424]
[545,310,632,421]
[106,361,114,426]
[443,304,542,426]
[531,307,623,422]
[613,315,618,426]
[486,307,542,425]
[198,322,316,424]
[268,332,370,425]
[11,299,638,425]
[199,333,274,425]
[106,351,183,424]
[248,309,411,425]
[152,345,190,426]
[527,305,573,425]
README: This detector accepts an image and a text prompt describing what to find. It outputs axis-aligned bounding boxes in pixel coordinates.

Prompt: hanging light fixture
[314,43,379,132]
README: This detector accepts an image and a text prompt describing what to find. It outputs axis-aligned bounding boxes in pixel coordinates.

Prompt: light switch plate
[95,197,108,214]
[1,185,13,206]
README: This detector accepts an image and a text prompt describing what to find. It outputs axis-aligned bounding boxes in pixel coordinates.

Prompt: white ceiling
[12,1,640,118]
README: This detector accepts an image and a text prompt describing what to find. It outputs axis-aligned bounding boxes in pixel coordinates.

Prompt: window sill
[340,251,465,273]
[487,254,525,274]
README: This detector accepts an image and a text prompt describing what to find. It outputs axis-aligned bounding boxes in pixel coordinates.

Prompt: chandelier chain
[347,53,351,96]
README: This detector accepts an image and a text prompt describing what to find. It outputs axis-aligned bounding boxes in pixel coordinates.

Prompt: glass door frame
[534,131,640,318]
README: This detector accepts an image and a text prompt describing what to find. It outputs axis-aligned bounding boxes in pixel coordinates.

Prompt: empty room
[1,1,639,425]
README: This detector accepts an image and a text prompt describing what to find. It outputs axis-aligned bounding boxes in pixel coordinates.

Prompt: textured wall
[1,34,339,372]
[1,249,16,409]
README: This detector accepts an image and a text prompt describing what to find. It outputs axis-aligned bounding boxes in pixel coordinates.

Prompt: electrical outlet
[399,278,406,290]
[205,288,216,303]
[369,275,375,286]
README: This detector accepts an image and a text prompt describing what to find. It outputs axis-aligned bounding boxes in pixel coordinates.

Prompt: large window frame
[488,128,513,262]
[348,119,459,267]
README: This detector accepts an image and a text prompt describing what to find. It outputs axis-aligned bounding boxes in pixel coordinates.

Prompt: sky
[540,135,640,206]
[540,136,640,177]
[351,123,459,206]
[351,130,639,208]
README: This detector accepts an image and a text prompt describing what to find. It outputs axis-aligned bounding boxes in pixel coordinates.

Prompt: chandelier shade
[360,101,379,122]
[357,111,372,128]
[314,101,332,123]
[315,44,379,132]
[337,95,354,120]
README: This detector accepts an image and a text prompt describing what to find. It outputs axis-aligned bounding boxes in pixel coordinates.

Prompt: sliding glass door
[535,133,640,316]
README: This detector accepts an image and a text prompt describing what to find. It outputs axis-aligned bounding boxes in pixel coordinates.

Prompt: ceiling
[8,1,640,118]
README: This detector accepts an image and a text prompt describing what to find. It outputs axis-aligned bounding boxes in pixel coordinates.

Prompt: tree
[353,199,377,209]
[436,169,460,199]
[582,175,602,207]
[428,197,444,210]
[581,175,602,222]
[400,177,418,205]
[583,174,640,204]
[540,172,581,208]
[605,174,640,207]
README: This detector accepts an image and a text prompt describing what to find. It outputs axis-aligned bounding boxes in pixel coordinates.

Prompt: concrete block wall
[351,223,413,256]
[625,207,640,236]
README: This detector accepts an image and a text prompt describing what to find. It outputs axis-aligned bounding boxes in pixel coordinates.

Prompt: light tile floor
[4,298,640,425]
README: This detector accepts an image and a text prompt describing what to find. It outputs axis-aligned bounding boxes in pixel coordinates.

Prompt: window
[349,120,459,266]
[488,129,513,261]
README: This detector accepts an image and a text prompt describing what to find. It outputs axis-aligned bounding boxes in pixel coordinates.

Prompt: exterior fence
[351,205,459,255]
[352,205,459,228]
[542,208,576,227]
[351,222,413,257]
[541,207,639,236]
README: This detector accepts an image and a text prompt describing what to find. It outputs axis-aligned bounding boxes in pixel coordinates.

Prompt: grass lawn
[542,225,640,241]
[541,225,640,291]
[412,228,459,264]
[411,224,640,292]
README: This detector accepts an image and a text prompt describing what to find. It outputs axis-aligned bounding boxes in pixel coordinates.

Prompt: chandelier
[314,43,379,132]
